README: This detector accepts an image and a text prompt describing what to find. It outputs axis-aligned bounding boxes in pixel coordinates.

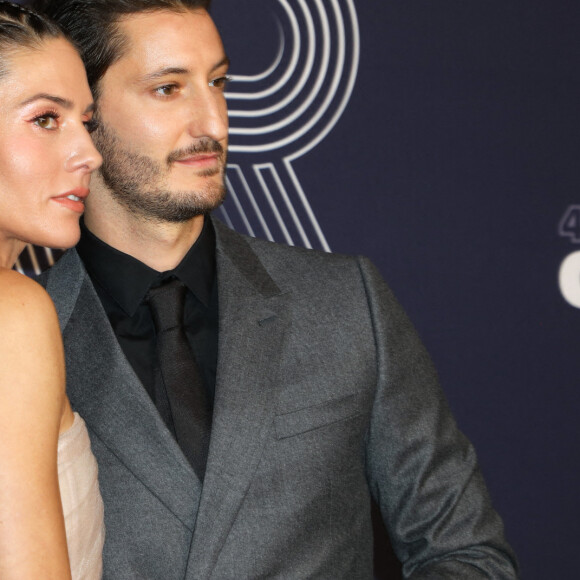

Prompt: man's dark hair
[33,0,212,98]
[0,1,65,79]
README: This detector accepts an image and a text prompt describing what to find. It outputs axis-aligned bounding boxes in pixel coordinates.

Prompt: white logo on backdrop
[558,205,580,308]
[217,0,360,251]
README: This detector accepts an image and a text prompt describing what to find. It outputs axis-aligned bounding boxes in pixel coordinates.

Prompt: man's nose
[186,87,229,144]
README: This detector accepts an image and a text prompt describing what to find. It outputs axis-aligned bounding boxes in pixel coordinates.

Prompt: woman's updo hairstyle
[0,1,64,79]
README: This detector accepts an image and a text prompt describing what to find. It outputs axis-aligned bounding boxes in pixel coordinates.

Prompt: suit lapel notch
[187,222,291,575]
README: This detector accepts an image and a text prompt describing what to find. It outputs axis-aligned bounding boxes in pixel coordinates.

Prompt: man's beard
[92,120,227,223]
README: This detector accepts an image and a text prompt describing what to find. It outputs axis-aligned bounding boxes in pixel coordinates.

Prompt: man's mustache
[167,138,224,165]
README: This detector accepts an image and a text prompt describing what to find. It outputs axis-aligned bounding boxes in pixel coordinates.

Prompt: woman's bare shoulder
[0,268,51,297]
[0,268,65,413]
[0,269,58,327]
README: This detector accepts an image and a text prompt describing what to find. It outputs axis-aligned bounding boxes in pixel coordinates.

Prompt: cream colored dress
[57,412,105,580]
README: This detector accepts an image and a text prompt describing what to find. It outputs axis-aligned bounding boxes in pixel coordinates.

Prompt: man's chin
[168,176,226,205]
[170,172,224,191]
[165,184,227,218]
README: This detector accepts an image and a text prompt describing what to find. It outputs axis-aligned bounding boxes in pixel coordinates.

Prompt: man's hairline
[92,5,211,101]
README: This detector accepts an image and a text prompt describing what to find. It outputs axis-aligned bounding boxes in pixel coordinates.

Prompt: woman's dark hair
[0,1,65,79]
[34,0,211,98]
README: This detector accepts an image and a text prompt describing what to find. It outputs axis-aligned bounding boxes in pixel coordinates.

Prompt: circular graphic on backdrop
[214,0,360,250]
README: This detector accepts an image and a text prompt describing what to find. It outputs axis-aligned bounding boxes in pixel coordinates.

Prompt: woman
[0,2,104,578]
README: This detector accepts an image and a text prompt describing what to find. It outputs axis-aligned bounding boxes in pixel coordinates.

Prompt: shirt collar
[76,217,216,316]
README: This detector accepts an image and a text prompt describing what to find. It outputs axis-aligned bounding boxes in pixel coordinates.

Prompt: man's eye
[33,114,59,129]
[155,84,178,97]
[84,117,100,134]
[209,75,231,90]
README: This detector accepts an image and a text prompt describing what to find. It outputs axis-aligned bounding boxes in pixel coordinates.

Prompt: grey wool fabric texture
[39,217,518,579]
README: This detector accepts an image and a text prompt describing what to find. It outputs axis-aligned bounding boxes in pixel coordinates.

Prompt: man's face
[90,9,229,223]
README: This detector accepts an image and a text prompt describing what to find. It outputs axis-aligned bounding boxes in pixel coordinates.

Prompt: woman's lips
[52,187,89,213]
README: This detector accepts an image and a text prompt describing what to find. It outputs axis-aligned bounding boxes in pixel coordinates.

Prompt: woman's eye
[209,75,231,90]
[33,114,58,130]
[155,84,178,97]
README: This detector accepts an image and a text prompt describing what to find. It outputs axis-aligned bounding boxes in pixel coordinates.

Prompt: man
[36,0,518,578]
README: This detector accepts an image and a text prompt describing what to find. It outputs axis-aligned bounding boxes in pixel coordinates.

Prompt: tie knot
[147,279,186,333]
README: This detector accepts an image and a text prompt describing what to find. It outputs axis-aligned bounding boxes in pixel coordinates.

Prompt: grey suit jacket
[40,218,518,579]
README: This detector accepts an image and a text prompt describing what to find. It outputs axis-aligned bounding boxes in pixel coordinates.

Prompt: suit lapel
[186,221,290,577]
[46,250,202,529]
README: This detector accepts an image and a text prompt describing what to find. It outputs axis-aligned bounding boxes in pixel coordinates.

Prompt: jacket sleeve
[358,256,519,578]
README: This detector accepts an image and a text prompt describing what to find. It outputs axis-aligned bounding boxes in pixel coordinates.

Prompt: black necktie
[147,279,212,480]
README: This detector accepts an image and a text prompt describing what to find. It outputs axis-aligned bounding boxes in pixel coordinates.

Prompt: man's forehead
[110,8,225,75]
[116,8,211,40]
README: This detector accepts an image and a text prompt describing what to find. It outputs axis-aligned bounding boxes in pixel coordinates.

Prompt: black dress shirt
[76,218,218,407]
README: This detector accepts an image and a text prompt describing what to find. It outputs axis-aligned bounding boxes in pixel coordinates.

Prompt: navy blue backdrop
[18,1,580,577]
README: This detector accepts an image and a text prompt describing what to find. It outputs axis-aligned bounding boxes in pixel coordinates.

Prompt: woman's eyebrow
[18,93,74,109]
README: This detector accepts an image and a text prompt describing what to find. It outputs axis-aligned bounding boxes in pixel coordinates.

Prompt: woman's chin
[32,223,82,252]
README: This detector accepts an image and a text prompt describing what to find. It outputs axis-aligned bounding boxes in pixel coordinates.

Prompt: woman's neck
[0,238,26,270]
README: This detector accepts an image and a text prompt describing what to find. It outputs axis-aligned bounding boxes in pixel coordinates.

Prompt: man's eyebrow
[140,67,190,83]
[139,56,231,83]
[212,56,230,72]
[18,93,74,109]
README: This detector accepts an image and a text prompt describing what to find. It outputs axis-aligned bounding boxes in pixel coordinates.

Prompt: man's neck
[83,206,205,273]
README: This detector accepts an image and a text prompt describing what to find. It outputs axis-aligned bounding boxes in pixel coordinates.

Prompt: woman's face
[0,37,101,266]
